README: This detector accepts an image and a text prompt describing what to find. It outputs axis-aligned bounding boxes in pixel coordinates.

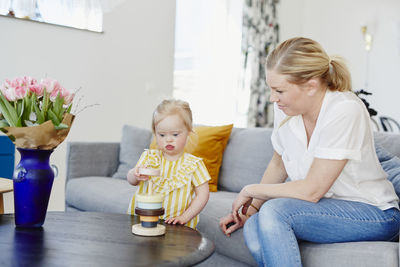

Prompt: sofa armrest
[66,142,120,182]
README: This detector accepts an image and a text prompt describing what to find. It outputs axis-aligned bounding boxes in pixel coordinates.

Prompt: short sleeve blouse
[127,149,211,229]
[271,90,398,210]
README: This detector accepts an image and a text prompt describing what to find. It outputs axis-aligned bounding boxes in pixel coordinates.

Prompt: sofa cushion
[374,132,400,158]
[66,177,137,213]
[197,251,252,267]
[150,124,233,192]
[189,124,233,192]
[198,191,399,267]
[112,125,153,179]
[218,127,274,192]
[375,144,400,198]
[218,130,399,193]
[300,241,398,267]
[197,191,258,266]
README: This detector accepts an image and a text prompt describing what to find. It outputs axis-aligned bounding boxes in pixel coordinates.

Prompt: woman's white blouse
[271,90,399,210]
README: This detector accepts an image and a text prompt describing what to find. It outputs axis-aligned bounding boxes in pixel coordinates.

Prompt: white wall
[278,0,400,124]
[0,0,176,212]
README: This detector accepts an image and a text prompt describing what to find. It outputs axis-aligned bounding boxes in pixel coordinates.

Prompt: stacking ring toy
[138,167,161,177]
[132,181,165,236]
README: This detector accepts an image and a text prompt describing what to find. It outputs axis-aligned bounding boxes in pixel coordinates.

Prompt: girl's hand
[134,166,150,181]
[219,213,248,237]
[164,215,188,225]
[127,166,150,185]
[231,187,253,223]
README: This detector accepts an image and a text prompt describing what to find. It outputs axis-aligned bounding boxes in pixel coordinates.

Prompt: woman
[219,37,400,267]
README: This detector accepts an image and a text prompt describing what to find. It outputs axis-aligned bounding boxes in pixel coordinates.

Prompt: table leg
[0,194,4,214]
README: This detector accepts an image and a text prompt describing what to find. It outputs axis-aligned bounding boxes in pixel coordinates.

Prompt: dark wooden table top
[0,212,215,266]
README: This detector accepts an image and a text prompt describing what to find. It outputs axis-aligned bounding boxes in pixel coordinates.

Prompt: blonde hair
[152,99,193,134]
[266,37,352,92]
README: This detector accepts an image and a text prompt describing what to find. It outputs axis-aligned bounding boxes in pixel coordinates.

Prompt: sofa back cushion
[375,144,400,198]
[150,124,233,192]
[218,130,400,194]
[218,127,274,192]
[112,125,153,179]
[374,132,400,158]
[374,131,400,199]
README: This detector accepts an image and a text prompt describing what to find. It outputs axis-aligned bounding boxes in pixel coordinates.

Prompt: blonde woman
[220,37,399,266]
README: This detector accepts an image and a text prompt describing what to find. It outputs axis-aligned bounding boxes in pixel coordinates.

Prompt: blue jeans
[243,198,400,267]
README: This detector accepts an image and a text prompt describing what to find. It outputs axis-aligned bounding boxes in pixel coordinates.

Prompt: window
[0,0,104,33]
[173,0,248,126]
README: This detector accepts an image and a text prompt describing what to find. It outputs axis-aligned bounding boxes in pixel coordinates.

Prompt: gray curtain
[242,0,279,127]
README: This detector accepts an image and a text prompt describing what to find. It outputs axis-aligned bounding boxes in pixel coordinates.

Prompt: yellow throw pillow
[150,124,233,192]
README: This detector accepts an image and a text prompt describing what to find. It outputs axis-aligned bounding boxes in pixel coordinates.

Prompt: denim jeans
[243,198,400,267]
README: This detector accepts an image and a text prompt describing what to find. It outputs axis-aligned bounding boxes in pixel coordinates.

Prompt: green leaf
[30,93,36,113]
[16,100,24,127]
[55,123,69,130]
[0,119,9,128]
[23,95,32,122]
[40,110,46,124]
[48,109,60,126]
[16,117,22,127]
[0,92,19,126]
[53,93,62,116]
[0,99,11,124]
[42,90,49,118]
[34,104,45,124]
[66,104,72,113]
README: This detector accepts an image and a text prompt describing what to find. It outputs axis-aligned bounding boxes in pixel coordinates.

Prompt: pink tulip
[47,84,75,105]
[61,87,75,105]
[40,78,58,94]
[1,79,18,101]
[23,76,40,96]
[40,78,67,102]
[1,76,41,101]
[2,88,17,101]
[29,83,44,96]
[1,76,75,128]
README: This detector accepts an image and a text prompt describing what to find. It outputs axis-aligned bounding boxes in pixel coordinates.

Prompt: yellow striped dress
[127,149,211,229]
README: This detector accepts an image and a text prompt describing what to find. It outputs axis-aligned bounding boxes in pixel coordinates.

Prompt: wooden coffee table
[0,177,13,214]
[0,212,215,266]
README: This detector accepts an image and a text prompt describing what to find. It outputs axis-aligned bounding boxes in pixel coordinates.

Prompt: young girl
[127,99,210,229]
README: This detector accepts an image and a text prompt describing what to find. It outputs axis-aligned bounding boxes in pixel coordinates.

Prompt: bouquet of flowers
[0,76,75,149]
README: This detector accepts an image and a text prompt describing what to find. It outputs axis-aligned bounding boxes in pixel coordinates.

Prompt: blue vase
[13,148,56,227]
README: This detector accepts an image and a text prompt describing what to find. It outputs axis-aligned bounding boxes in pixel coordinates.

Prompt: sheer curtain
[173,0,245,126]
[0,0,11,15]
[37,0,103,32]
[1,0,110,32]
[12,0,36,18]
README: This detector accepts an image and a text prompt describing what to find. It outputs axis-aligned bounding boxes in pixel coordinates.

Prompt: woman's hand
[219,213,248,237]
[231,186,253,223]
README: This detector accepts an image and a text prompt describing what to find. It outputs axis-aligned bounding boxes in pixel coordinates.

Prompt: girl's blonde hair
[266,37,352,92]
[152,99,193,134]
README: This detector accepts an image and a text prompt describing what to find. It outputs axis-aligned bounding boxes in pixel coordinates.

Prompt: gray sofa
[65,125,400,266]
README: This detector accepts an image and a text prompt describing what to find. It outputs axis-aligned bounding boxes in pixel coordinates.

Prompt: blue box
[0,135,15,179]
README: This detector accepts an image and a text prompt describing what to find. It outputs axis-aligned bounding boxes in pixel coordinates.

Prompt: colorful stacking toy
[132,173,166,236]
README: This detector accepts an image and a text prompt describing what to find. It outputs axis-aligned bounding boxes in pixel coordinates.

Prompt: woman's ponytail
[327,56,352,92]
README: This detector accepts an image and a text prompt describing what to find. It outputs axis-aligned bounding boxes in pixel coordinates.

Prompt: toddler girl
[127,99,210,229]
